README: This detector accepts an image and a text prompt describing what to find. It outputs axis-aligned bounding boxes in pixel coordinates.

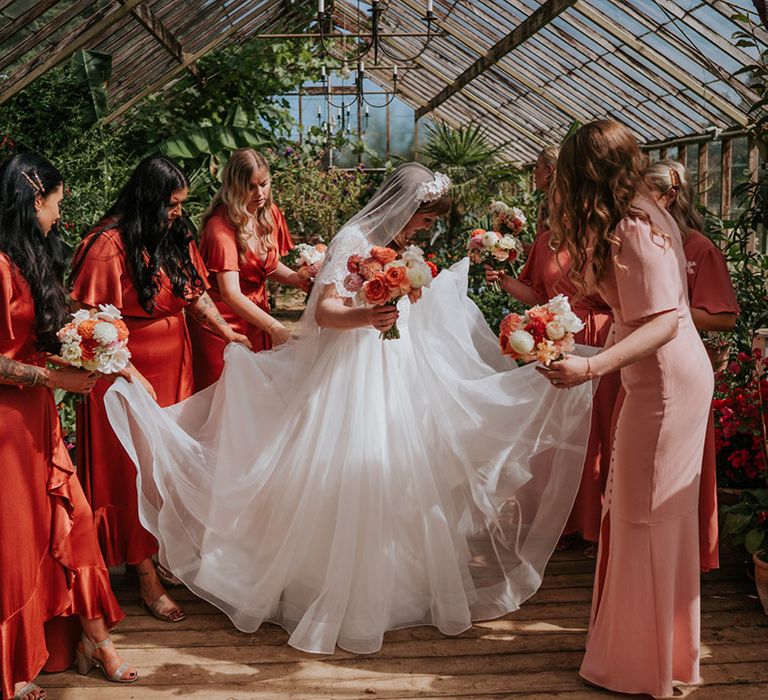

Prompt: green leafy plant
[720,489,768,556]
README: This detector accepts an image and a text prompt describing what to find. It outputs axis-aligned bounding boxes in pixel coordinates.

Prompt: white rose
[490,200,509,215]
[93,321,119,345]
[481,231,501,248]
[72,308,92,324]
[406,264,432,288]
[547,294,571,317]
[508,330,536,355]
[559,311,585,334]
[545,321,566,340]
[97,303,122,320]
[96,346,131,374]
[60,343,83,366]
[498,235,518,250]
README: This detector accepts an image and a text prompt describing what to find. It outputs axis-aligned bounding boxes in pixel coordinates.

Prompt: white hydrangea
[92,321,119,345]
[58,326,81,344]
[60,343,83,366]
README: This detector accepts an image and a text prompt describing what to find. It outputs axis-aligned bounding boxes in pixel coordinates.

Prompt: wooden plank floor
[40,546,767,699]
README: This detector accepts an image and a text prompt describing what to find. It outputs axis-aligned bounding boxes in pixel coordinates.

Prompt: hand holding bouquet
[499,294,584,365]
[344,244,435,340]
[57,304,131,374]
[467,228,524,291]
[295,242,327,282]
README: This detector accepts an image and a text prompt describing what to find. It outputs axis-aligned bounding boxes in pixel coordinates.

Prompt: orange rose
[363,273,391,305]
[370,246,397,264]
[384,265,407,289]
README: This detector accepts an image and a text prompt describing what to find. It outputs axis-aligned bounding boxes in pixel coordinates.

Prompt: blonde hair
[537,145,559,227]
[550,119,649,293]
[645,159,703,239]
[538,145,560,170]
[204,148,275,257]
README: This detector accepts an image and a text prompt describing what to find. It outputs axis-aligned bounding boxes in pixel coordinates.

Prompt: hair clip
[668,167,681,191]
[21,170,44,194]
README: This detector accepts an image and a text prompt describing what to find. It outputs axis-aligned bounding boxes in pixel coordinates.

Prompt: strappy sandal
[584,543,598,559]
[75,635,138,683]
[143,593,186,623]
[13,682,46,699]
[155,562,184,587]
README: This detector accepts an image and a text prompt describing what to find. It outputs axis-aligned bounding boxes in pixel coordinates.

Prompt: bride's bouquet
[295,242,327,282]
[499,294,584,365]
[344,245,434,340]
[57,304,131,373]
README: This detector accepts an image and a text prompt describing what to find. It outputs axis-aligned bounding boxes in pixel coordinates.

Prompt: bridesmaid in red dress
[545,121,712,698]
[0,154,137,700]
[189,148,307,390]
[646,159,739,572]
[486,146,621,556]
[70,156,251,625]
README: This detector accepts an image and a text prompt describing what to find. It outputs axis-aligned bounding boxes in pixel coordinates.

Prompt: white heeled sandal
[75,634,138,683]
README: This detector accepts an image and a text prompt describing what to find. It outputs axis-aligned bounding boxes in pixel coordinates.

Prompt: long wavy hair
[537,145,559,229]
[549,120,648,292]
[0,153,70,352]
[72,155,205,313]
[645,159,704,240]
[203,148,275,259]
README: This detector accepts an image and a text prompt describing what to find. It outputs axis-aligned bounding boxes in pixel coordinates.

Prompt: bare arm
[217,271,291,346]
[0,355,98,393]
[315,285,398,332]
[484,265,542,306]
[188,291,251,349]
[690,307,737,333]
[269,261,309,291]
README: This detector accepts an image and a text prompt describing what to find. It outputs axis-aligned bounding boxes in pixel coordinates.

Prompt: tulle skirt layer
[105,259,595,654]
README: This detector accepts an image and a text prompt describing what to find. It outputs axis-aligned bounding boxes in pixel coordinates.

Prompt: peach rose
[358,258,384,280]
[527,305,555,324]
[363,273,391,305]
[347,254,363,273]
[370,246,397,264]
[384,265,407,289]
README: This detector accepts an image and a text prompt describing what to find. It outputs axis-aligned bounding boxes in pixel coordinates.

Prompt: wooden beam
[415,0,576,119]
[0,0,60,46]
[0,0,93,73]
[698,141,709,201]
[720,137,732,218]
[120,0,202,80]
[103,4,268,124]
[575,2,749,127]
[0,0,144,104]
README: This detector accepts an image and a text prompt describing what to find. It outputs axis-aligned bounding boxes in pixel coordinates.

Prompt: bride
[105,162,595,654]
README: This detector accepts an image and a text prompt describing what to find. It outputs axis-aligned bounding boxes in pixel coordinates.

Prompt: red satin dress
[684,230,740,572]
[189,204,292,390]
[0,254,123,698]
[519,231,621,542]
[70,227,209,566]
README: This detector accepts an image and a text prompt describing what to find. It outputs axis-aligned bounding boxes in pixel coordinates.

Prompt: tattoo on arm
[189,293,230,336]
[0,355,48,387]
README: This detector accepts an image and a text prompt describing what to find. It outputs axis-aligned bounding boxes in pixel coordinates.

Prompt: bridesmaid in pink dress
[544,121,712,698]
[646,160,739,572]
[486,146,621,554]
[189,149,307,390]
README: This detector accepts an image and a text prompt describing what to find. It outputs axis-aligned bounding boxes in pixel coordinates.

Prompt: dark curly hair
[72,155,205,312]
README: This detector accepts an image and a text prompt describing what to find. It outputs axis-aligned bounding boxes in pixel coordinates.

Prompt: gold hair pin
[21,170,44,194]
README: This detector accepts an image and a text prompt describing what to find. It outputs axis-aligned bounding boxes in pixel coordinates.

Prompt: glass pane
[730,136,750,217]
[706,141,722,214]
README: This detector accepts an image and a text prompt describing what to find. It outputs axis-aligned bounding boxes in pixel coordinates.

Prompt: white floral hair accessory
[416,171,451,204]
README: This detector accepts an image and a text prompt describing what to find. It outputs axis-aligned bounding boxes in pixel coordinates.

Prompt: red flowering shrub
[713,348,768,488]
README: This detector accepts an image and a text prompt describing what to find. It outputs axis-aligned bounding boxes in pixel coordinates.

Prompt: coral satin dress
[580,198,712,697]
[71,227,209,566]
[684,230,739,572]
[519,230,621,542]
[0,253,123,698]
[189,204,293,390]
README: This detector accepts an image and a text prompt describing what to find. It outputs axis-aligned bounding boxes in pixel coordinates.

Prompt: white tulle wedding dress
[105,163,595,655]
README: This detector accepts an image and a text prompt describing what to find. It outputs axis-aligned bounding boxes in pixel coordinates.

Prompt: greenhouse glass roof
[0,1,765,161]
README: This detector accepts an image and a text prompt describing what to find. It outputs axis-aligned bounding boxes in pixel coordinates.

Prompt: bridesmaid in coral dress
[189,148,307,390]
[70,156,250,625]
[545,121,712,698]
[0,154,136,700]
[486,146,621,554]
[647,159,739,573]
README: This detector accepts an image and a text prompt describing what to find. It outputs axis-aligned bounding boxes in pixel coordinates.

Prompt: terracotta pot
[753,550,768,616]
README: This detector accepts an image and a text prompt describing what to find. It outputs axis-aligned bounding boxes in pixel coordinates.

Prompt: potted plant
[720,489,768,614]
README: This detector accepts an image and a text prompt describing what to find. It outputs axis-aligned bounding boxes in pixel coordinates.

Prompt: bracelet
[585,357,594,380]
